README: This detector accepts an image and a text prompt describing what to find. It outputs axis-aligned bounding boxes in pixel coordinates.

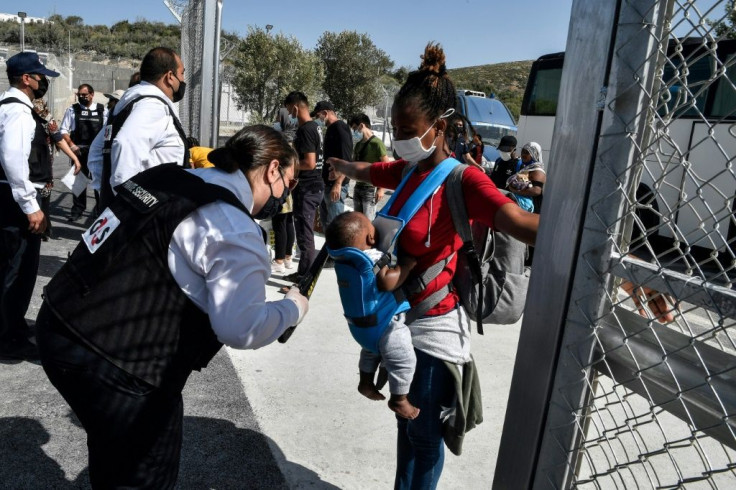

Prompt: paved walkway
[0,158,522,489]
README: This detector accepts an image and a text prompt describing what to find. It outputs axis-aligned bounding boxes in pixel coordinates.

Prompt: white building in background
[219,81,249,132]
[0,13,50,24]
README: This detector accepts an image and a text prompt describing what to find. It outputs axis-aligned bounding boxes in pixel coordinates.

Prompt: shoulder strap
[0,97,45,127]
[100,95,188,209]
[381,158,460,221]
[126,164,250,216]
[446,164,485,335]
[0,97,31,109]
[110,95,188,165]
[357,135,376,161]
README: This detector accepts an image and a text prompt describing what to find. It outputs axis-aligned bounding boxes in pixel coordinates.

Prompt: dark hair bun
[207,147,241,172]
[419,43,446,76]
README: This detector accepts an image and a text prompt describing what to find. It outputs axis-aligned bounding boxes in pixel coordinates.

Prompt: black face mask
[33,76,49,99]
[173,79,186,103]
[254,183,289,220]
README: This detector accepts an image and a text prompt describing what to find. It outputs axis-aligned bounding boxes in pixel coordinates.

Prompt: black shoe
[68,212,82,222]
[283,272,303,283]
[0,338,40,361]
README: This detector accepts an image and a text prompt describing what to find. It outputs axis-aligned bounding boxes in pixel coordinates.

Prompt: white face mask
[499,151,512,161]
[393,109,454,163]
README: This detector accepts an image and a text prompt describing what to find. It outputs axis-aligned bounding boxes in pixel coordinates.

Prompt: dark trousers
[272,211,295,260]
[71,148,99,217]
[40,189,53,239]
[292,184,324,276]
[0,185,40,343]
[36,305,183,489]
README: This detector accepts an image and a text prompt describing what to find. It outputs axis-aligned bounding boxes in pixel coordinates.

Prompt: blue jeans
[353,185,378,221]
[395,349,455,490]
[319,184,348,229]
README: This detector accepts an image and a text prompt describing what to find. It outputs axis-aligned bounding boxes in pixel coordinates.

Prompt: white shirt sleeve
[0,103,39,214]
[60,106,75,136]
[169,202,300,349]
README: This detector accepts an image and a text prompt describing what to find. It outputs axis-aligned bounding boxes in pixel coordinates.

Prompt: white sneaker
[271,261,285,274]
[284,257,293,269]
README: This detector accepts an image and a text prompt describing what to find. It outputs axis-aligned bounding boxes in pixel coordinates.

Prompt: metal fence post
[492,0,674,488]
[179,0,223,148]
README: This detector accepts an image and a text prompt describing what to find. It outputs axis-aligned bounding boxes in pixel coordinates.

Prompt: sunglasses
[278,168,299,191]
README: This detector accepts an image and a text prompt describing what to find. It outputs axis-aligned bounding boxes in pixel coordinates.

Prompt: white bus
[517,38,736,254]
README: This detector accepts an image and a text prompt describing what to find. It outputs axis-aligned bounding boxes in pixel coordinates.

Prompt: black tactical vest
[71,102,105,145]
[0,97,51,184]
[43,165,255,389]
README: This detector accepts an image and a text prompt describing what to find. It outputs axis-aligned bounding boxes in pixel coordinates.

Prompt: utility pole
[18,12,26,52]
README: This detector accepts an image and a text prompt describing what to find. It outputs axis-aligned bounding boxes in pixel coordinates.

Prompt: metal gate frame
[493,0,677,487]
[179,0,223,148]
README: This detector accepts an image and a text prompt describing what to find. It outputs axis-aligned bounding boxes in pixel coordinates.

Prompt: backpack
[329,157,461,353]
[445,165,530,334]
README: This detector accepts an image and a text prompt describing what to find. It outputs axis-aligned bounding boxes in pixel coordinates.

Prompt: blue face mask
[352,130,362,142]
[315,118,325,128]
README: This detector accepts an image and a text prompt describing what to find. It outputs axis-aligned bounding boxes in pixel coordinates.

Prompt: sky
[5,0,576,69]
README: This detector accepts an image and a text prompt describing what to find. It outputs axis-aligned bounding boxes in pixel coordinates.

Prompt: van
[455,89,518,163]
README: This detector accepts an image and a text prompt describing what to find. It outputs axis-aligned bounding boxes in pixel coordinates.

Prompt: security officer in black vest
[61,83,107,220]
[0,52,59,360]
[36,125,310,488]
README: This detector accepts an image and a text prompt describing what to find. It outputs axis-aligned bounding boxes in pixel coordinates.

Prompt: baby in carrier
[325,211,419,419]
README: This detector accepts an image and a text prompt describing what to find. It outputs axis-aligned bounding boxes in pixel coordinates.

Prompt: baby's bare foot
[358,371,385,400]
[389,395,420,419]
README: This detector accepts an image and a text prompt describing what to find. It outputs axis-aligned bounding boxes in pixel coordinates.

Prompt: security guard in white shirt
[0,52,59,361]
[59,83,107,220]
[91,46,190,209]
[36,125,310,488]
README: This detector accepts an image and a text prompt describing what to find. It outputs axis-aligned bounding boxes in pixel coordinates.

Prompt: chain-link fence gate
[494,0,736,488]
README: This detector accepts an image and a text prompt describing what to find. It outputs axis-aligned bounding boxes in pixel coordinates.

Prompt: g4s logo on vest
[82,208,121,254]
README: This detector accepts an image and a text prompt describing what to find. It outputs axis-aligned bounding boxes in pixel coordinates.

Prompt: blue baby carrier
[328,158,461,354]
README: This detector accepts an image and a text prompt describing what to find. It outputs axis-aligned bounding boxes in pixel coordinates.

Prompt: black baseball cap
[310,100,334,117]
[497,135,517,152]
[6,52,60,78]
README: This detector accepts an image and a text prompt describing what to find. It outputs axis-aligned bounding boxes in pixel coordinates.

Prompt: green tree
[391,65,411,85]
[65,16,84,27]
[315,30,394,117]
[709,0,736,39]
[231,27,324,123]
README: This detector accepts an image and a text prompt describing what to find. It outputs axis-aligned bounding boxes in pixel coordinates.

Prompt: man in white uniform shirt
[0,52,59,360]
[91,47,189,209]
[59,83,108,220]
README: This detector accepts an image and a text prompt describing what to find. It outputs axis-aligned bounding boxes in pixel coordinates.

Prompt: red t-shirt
[370,159,513,315]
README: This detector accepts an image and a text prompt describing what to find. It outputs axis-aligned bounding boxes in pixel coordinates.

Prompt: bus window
[527,67,562,116]
[658,50,713,118]
[710,58,736,119]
